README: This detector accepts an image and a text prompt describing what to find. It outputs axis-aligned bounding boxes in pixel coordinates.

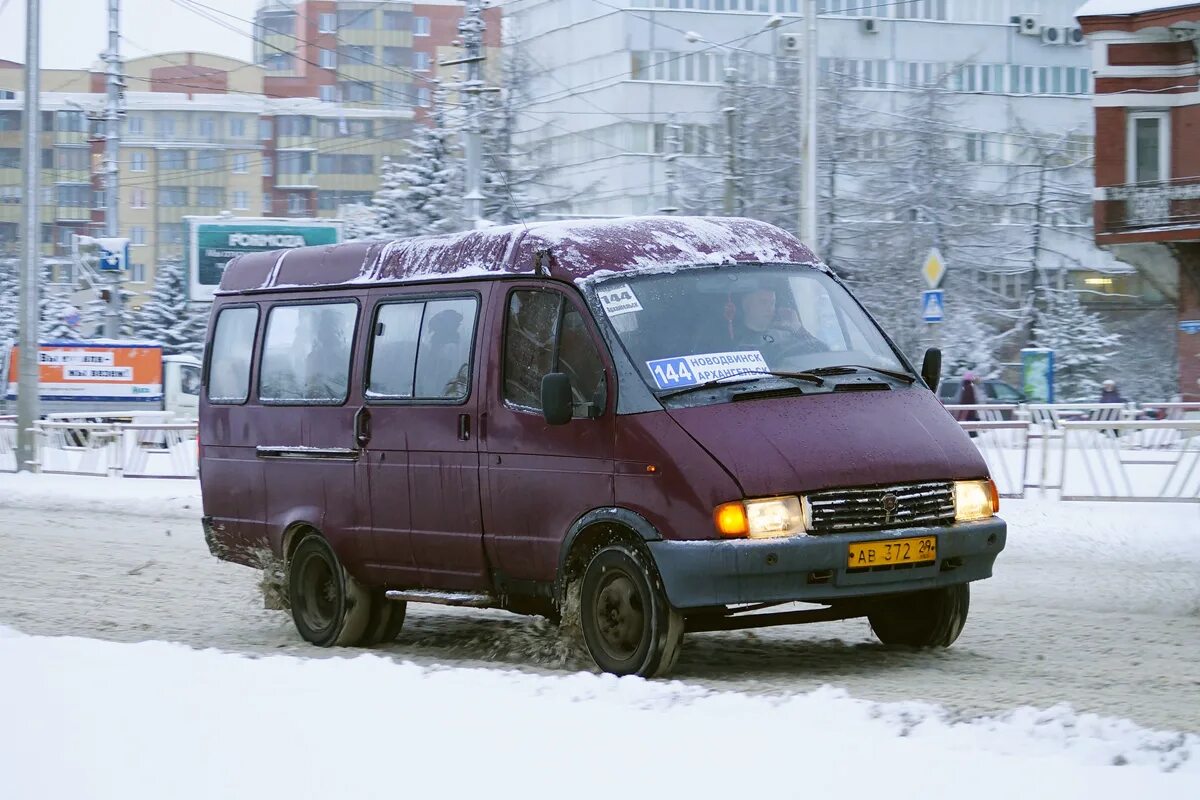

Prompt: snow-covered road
[0,474,1197,733]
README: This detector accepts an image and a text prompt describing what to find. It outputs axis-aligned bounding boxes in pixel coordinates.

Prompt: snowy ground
[1,473,1198,797]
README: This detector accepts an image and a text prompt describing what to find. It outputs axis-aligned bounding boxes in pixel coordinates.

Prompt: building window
[318,12,337,33]
[417,87,431,107]
[232,190,249,210]
[130,263,146,283]
[263,193,273,214]
[341,81,376,102]
[319,49,337,69]
[278,151,312,174]
[156,115,175,138]
[127,115,144,136]
[198,117,215,139]
[412,51,430,71]
[93,190,105,209]
[196,187,223,208]
[262,53,294,72]
[383,10,405,30]
[161,222,185,244]
[197,150,222,170]
[277,115,312,136]
[338,9,376,30]
[319,85,338,102]
[259,118,273,140]
[130,226,146,245]
[232,153,248,174]
[230,117,246,138]
[160,150,188,170]
[338,44,375,66]
[1128,112,1169,185]
[413,16,430,36]
[130,189,147,208]
[159,187,188,207]
[263,156,273,177]
[287,192,309,214]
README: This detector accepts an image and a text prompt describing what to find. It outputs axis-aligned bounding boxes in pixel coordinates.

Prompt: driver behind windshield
[730,286,827,361]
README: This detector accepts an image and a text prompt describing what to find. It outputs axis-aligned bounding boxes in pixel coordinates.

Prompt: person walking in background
[954,371,980,437]
[1099,379,1125,405]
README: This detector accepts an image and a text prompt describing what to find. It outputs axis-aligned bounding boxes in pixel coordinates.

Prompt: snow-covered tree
[129,261,207,356]
[371,101,463,238]
[0,259,16,345]
[1033,287,1121,401]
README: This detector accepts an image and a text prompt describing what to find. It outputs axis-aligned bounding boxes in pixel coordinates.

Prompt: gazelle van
[200,216,1005,677]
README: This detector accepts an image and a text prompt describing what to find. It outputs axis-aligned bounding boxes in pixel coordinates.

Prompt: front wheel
[868,584,970,648]
[579,544,684,677]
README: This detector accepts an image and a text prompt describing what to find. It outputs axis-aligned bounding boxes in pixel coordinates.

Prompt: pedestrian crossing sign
[921,289,944,323]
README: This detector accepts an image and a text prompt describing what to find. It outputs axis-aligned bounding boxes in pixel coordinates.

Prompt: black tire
[288,535,372,647]
[868,583,970,648]
[579,544,684,678]
[361,592,407,646]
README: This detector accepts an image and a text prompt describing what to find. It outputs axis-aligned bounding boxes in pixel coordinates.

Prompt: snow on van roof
[216,216,818,294]
[1076,1,1199,16]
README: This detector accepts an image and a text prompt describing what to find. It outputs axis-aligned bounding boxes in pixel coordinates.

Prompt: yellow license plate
[847,536,937,568]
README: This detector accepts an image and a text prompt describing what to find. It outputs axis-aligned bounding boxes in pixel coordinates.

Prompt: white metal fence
[3,404,1198,501]
[0,418,198,479]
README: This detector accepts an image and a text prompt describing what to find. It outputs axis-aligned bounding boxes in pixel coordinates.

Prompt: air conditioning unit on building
[860,17,880,34]
[1065,25,1086,45]
[1041,25,1062,45]
[779,32,802,53]
[1014,14,1041,36]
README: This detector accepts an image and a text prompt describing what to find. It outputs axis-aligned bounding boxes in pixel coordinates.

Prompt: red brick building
[1079,0,1200,400]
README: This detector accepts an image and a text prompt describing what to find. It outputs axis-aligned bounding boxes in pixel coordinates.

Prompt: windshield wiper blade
[810,364,916,384]
[656,369,824,400]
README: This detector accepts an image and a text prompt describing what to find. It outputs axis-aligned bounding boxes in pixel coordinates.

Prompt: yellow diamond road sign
[922,247,946,289]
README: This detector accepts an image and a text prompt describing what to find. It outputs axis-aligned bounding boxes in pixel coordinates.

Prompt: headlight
[714,496,808,538]
[954,479,999,522]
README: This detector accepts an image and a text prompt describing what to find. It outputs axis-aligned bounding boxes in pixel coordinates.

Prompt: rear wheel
[579,544,684,677]
[288,535,372,647]
[361,592,407,646]
[868,584,970,648]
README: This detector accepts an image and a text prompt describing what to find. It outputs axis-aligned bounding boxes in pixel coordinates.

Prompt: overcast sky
[0,0,254,71]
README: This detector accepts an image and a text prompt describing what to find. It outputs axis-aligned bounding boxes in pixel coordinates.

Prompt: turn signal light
[714,502,749,537]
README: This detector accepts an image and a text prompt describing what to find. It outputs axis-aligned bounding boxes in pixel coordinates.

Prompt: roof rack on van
[215,216,819,295]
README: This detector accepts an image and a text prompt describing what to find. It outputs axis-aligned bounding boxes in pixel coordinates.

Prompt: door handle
[458,413,471,442]
[354,407,372,448]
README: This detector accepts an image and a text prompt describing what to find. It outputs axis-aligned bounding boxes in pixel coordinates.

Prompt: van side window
[504,291,561,410]
[367,296,479,402]
[504,290,605,415]
[414,297,477,400]
[180,364,202,396]
[208,306,258,404]
[367,302,423,398]
[259,302,358,405]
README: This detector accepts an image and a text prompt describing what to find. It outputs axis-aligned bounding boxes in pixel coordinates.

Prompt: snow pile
[1,628,1196,799]
[0,472,201,519]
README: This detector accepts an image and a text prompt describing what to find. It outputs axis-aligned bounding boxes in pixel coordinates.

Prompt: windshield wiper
[809,364,916,384]
[656,369,824,400]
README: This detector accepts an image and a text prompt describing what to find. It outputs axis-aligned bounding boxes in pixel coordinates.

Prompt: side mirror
[541,373,573,426]
[921,348,942,393]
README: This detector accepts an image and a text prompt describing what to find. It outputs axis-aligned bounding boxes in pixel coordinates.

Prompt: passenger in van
[729,285,827,360]
[416,308,468,399]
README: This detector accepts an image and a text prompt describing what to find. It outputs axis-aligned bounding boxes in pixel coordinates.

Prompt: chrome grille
[806,481,955,534]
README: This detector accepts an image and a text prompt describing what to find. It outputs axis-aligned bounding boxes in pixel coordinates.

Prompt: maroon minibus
[200,216,1005,677]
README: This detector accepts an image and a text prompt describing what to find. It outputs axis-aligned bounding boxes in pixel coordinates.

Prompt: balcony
[1096,177,1200,244]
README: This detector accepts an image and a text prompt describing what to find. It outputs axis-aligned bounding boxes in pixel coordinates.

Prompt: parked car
[938,378,1026,406]
[199,216,1006,678]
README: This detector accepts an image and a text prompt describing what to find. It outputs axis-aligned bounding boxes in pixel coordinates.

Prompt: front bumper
[648,518,1006,609]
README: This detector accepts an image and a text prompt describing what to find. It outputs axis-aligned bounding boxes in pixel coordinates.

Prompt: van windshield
[593,266,907,395]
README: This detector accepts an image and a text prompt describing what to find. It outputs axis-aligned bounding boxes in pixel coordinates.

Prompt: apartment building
[0,52,412,300]
[1079,0,1200,400]
[252,0,501,121]
[506,0,1171,311]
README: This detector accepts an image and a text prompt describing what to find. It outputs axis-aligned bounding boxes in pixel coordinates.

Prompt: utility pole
[799,0,819,249]
[458,0,485,227]
[722,61,739,216]
[660,115,680,215]
[17,0,41,472]
[102,0,123,337]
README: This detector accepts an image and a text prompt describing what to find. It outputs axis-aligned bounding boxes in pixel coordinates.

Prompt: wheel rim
[592,571,646,661]
[296,551,338,636]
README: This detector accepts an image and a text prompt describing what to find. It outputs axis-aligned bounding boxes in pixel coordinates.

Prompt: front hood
[667,386,988,497]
